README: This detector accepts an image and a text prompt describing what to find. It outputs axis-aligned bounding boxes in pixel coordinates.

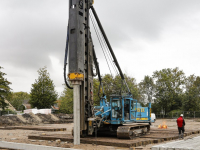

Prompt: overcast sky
[1,0,200,95]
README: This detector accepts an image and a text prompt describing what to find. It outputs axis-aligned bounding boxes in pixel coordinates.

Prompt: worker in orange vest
[177,114,185,139]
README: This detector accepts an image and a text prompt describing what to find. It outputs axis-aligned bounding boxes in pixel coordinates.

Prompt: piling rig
[64,0,151,140]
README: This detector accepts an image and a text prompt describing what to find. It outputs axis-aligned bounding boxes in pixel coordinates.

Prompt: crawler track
[117,124,150,139]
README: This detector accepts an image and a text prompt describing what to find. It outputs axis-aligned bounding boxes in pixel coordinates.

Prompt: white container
[151,113,156,123]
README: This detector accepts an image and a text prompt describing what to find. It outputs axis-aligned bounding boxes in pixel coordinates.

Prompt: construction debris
[0,113,73,126]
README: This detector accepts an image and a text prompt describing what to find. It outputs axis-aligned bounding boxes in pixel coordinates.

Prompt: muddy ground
[0,118,200,150]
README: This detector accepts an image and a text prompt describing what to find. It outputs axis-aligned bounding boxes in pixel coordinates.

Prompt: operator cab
[110,95,139,124]
[124,99,138,121]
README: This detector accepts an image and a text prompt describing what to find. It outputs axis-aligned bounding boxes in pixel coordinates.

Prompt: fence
[155,111,200,119]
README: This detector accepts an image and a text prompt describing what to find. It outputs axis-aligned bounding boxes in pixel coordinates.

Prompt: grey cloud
[94,0,200,42]
[0,0,68,70]
[1,0,200,93]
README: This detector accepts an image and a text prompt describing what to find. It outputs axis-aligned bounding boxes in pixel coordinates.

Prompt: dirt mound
[17,114,27,123]
[0,113,73,126]
[22,113,40,124]
[54,114,73,123]
[36,114,56,123]
[29,112,42,124]
[0,116,24,126]
[50,114,59,121]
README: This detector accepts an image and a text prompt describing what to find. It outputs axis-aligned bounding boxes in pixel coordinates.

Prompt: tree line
[59,67,200,115]
[0,66,57,111]
[1,65,200,116]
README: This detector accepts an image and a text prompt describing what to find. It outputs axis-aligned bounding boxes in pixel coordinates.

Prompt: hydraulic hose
[64,25,73,89]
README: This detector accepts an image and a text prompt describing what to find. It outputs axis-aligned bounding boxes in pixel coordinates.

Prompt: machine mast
[67,0,94,144]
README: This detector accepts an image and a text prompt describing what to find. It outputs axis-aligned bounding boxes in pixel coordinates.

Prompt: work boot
[179,134,181,139]
[181,133,184,139]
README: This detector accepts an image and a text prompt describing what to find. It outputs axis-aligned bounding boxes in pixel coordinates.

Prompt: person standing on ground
[177,114,185,139]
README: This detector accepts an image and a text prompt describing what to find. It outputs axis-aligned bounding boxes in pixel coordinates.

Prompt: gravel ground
[0,119,200,150]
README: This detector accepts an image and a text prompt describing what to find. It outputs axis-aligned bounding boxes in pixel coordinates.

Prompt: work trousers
[178,127,184,134]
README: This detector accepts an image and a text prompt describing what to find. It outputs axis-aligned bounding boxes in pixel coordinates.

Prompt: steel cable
[90,12,113,77]
[90,11,119,77]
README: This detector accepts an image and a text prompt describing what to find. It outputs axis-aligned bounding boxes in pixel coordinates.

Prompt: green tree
[59,86,73,113]
[194,76,200,90]
[93,78,100,106]
[93,74,141,105]
[60,74,142,112]
[139,75,155,103]
[0,66,11,110]
[153,67,185,115]
[102,74,114,100]
[9,92,30,111]
[123,74,141,101]
[185,75,196,90]
[182,75,200,111]
[30,66,58,109]
[92,74,113,106]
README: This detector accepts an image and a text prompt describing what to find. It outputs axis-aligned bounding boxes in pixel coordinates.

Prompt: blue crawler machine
[91,94,151,139]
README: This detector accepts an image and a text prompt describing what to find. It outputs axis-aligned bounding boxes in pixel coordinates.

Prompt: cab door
[124,99,130,120]
[130,99,137,121]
